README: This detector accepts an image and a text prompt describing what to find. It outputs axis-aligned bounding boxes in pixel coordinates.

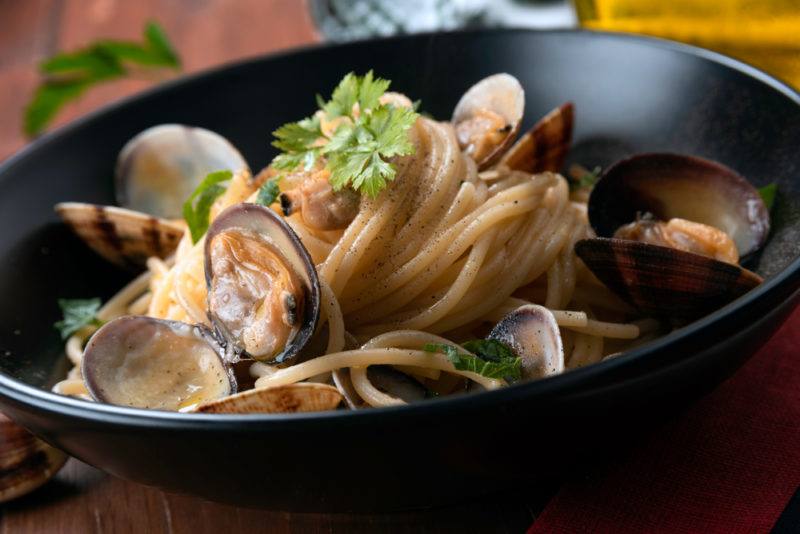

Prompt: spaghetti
[54,114,645,408]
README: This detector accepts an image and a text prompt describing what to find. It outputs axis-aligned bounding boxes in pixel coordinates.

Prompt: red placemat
[529,305,800,534]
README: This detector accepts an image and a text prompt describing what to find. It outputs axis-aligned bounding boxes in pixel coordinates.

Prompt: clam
[0,413,67,503]
[193,383,342,414]
[280,173,361,231]
[56,202,184,268]
[574,238,763,321]
[452,73,525,170]
[116,124,248,219]
[488,304,564,379]
[588,153,770,258]
[204,203,321,363]
[500,102,574,173]
[82,316,235,410]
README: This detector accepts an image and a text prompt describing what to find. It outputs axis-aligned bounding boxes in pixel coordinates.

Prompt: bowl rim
[1,27,799,429]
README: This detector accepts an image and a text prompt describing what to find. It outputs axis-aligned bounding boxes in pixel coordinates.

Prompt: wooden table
[0,1,546,531]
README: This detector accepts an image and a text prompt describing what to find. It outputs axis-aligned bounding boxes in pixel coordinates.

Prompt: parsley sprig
[424,339,522,381]
[25,21,181,137]
[271,71,419,198]
[182,170,233,244]
[54,298,103,340]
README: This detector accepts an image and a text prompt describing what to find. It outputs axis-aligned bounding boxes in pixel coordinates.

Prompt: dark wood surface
[0,1,546,531]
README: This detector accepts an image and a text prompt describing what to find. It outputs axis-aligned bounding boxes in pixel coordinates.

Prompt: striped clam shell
[0,413,67,503]
[500,102,574,174]
[56,202,184,269]
[574,237,762,322]
[192,383,342,414]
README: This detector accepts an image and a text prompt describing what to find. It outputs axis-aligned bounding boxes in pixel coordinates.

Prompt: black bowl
[1,29,800,512]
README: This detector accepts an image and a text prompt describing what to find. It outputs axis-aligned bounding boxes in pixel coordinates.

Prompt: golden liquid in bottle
[574,0,800,88]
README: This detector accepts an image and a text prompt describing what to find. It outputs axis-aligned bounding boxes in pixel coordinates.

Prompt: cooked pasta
[54,110,646,409]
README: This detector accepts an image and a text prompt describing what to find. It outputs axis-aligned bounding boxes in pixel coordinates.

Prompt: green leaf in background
[24,81,93,140]
[54,298,103,340]
[758,183,778,211]
[182,170,233,244]
[144,21,181,67]
[24,20,180,137]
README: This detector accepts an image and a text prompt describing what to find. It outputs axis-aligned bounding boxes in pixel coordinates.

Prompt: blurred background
[1,0,798,162]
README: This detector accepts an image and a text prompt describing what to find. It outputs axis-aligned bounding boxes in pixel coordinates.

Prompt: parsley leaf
[758,183,778,211]
[255,177,282,207]
[54,298,103,340]
[423,341,522,381]
[570,165,601,191]
[182,170,233,244]
[462,339,517,363]
[24,21,180,137]
[270,71,418,198]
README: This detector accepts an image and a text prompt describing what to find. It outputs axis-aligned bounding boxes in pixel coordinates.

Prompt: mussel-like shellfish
[204,203,321,363]
[452,73,525,170]
[580,153,768,320]
[82,316,235,410]
[55,202,184,268]
[575,238,762,321]
[588,153,770,258]
[192,383,342,414]
[116,124,248,219]
[0,413,67,503]
[488,304,564,380]
[501,102,574,173]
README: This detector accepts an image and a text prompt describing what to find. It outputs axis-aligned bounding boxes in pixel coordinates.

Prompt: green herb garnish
[24,21,181,137]
[570,165,601,191]
[255,177,282,207]
[271,70,419,198]
[54,298,103,340]
[182,170,233,244]
[423,340,522,381]
[758,183,778,211]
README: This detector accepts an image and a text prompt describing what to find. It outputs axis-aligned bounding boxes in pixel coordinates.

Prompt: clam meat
[205,203,321,363]
[452,73,525,169]
[280,170,361,231]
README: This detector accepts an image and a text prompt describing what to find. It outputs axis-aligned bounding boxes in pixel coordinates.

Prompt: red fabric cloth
[529,306,800,534]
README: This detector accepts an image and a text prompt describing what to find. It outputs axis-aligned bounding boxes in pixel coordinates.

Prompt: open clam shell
[0,413,67,503]
[204,203,321,363]
[574,237,763,321]
[116,124,248,219]
[500,102,574,173]
[82,316,235,411]
[588,153,770,257]
[488,304,564,380]
[56,202,184,268]
[192,383,342,414]
[452,73,525,170]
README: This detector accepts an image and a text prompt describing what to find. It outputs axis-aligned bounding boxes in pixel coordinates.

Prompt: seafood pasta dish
[51,72,770,413]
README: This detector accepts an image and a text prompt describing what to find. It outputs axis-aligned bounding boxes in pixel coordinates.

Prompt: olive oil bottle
[573,0,800,88]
